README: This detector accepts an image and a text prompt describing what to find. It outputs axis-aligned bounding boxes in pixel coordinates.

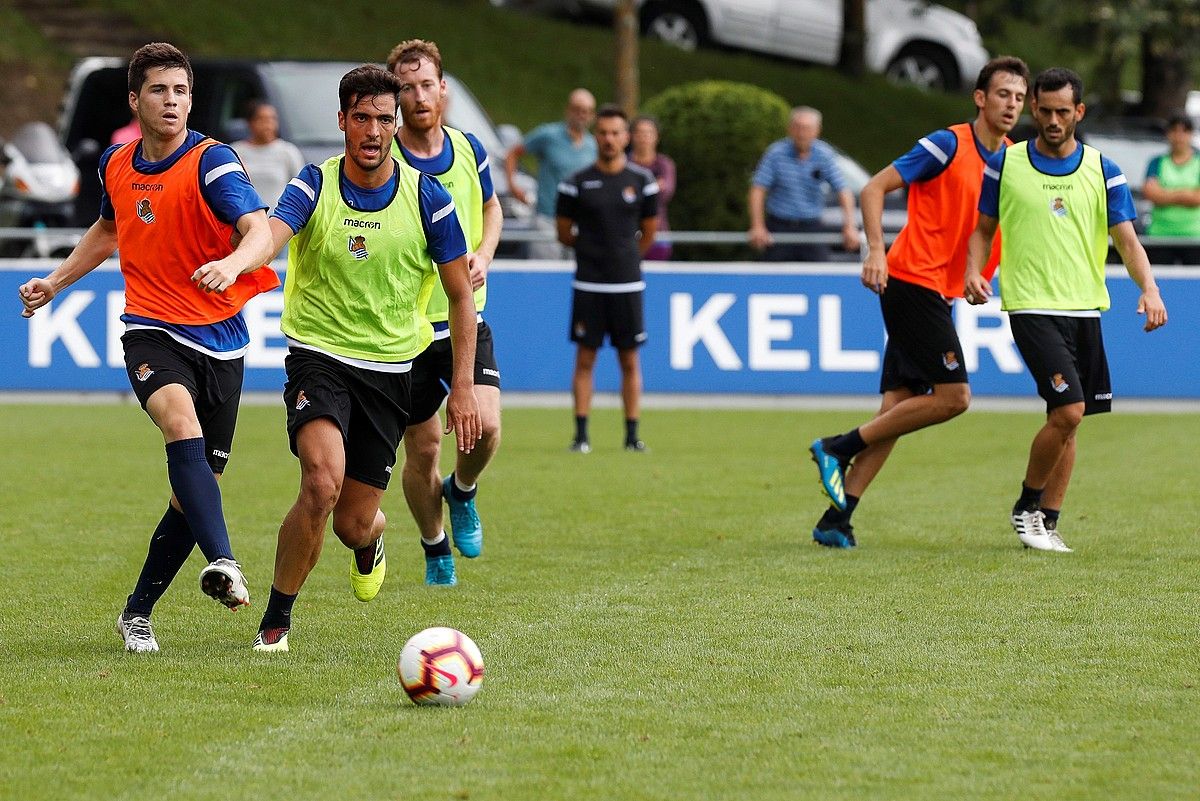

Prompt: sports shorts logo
[136,198,155,224]
[1050,196,1068,218]
[133,363,155,382]
[942,350,960,370]
[574,321,587,338]
[348,235,369,260]
[295,390,311,410]
[622,185,637,204]
[481,368,500,378]
[1050,373,1070,393]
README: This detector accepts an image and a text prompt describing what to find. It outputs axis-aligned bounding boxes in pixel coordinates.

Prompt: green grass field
[2,403,1198,800]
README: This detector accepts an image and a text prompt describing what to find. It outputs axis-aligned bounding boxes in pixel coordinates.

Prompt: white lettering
[243,294,287,368]
[817,295,879,372]
[748,294,810,370]
[955,299,1023,373]
[29,292,100,367]
[670,293,742,370]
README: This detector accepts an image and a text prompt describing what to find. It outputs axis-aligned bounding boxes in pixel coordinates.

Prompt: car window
[259,62,357,148]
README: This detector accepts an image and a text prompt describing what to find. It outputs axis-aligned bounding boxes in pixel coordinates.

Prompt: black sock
[823,429,867,461]
[166,438,233,562]
[421,533,452,558]
[1013,483,1043,514]
[446,472,477,501]
[574,416,589,443]
[1041,508,1060,530]
[818,494,860,529]
[354,538,380,574]
[125,505,196,616]
[625,419,640,444]
[260,586,298,631]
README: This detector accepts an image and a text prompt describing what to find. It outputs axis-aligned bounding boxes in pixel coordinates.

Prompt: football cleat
[424,553,458,586]
[809,438,848,510]
[350,536,387,602]
[1010,510,1056,551]
[200,558,250,609]
[253,627,289,652]
[812,522,856,549]
[624,440,649,453]
[443,477,483,558]
[568,439,592,454]
[116,612,159,653]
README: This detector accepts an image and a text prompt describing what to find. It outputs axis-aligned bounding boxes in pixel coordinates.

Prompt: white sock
[421,531,447,546]
[453,475,477,494]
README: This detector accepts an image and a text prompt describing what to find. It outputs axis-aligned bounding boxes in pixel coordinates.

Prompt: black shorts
[570,289,646,350]
[283,347,413,490]
[409,320,502,425]
[1009,313,1112,416]
[878,276,968,394]
[122,329,243,473]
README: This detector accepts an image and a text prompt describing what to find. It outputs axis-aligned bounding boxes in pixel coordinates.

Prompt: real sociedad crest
[136,198,155,224]
[348,235,368,260]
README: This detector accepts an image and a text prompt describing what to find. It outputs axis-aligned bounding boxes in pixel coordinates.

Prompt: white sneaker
[1046,528,1073,553]
[200,558,250,609]
[1010,510,1056,551]
[116,613,159,653]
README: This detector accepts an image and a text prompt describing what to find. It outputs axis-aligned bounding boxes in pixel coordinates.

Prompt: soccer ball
[397,627,485,706]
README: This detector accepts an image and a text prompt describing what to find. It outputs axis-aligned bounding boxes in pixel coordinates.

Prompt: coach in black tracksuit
[556,104,659,454]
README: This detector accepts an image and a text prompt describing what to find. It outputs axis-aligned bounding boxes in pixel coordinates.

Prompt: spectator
[505,88,597,258]
[1143,113,1200,265]
[748,106,860,261]
[232,101,304,211]
[630,115,676,260]
[110,115,140,145]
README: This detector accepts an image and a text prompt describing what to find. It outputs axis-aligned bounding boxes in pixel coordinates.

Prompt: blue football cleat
[424,553,458,586]
[809,438,848,511]
[443,476,483,558]
[812,523,856,549]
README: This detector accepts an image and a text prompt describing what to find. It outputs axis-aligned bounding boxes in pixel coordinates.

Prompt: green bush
[643,81,790,256]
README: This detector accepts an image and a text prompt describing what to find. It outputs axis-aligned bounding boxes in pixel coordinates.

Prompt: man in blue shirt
[504,88,597,258]
[749,106,860,261]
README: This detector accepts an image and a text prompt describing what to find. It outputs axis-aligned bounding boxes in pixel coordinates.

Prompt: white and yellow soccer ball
[397,627,485,706]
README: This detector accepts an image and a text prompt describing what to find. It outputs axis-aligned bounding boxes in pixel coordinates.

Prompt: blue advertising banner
[2,260,1196,398]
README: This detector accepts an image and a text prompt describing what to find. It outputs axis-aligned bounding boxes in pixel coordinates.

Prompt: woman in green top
[1143,113,1200,264]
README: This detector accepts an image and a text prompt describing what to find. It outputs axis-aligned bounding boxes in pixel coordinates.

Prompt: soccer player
[964,67,1167,552]
[556,104,659,453]
[387,39,502,570]
[18,42,279,652]
[808,56,1030,548]
[253,65,480,652]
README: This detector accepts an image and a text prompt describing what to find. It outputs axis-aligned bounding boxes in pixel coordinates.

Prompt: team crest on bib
[348,235,369,260]
[1050,373,1070,393]
[136,198,155,224]
[942,351,960,371]
[622,185,637,204]
[1050,196,1068,218]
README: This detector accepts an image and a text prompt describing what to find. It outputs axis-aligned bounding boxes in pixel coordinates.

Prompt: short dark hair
[128,42,192,95]
[338,65,402,114]
[975,55,1030,94]
[386,38,443,79]
[244,99,274,120]
[631,114,659,133]
[596,104,628,124]
[1033,67,1084,105]
[1166,112,1195,132]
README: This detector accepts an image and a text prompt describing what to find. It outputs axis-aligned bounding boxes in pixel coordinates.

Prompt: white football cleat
[116,612,160,653]
[200,558,250,609]
[1010,510,1056,551]
[1046,528,1073,553]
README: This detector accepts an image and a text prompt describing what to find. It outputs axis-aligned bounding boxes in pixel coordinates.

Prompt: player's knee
[333,506,383,546]
[404,430,441,474]
[943,385,971,418]
[1049,403,1084,432]
[299,469,342,514]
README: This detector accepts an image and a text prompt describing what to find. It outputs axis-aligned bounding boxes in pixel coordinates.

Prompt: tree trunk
[1140,28,1191,118]
[839,0,866,78]
[615,0,639,117]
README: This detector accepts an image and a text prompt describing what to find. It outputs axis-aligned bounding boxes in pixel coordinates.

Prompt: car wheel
[885,45,958,91]
[641,2,707,51]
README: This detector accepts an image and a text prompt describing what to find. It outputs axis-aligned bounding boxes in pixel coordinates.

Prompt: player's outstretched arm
[859,165,905,294]
[192,209,275,293]
[18,217,118,317]
[964,214,999,305]
[439,254,481,452]
[1110,220,1167,331]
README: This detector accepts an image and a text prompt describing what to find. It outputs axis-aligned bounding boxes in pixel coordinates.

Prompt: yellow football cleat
[350,536,386,602]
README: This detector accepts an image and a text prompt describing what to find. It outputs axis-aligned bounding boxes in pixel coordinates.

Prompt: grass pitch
[1,403,1197,800]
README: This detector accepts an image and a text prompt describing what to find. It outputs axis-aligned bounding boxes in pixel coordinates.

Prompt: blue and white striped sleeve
[418,173,468,265]
[269,164,322,234]
[465,132,495,203]
[893,129,958,184]
[1101,156,1137,226]
[198,144,267,224]
[977,148,1005,218]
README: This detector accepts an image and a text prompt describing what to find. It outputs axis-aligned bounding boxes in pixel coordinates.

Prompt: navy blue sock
[624,418,640,444]
[166,438,233,562]
[125,505,196,616]
[823,429,867,461]
[260,586,297,631]
[1013,483,1043,514]
[574,416,589,443]
[421,534,452,558]
[447,473,477,501]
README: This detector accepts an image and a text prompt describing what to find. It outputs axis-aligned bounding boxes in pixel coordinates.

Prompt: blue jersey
[272,160,468,265]
[892,125,1004,185]
[99,130,267,356]
[979,140,1136,225]
[397,129,495,203]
